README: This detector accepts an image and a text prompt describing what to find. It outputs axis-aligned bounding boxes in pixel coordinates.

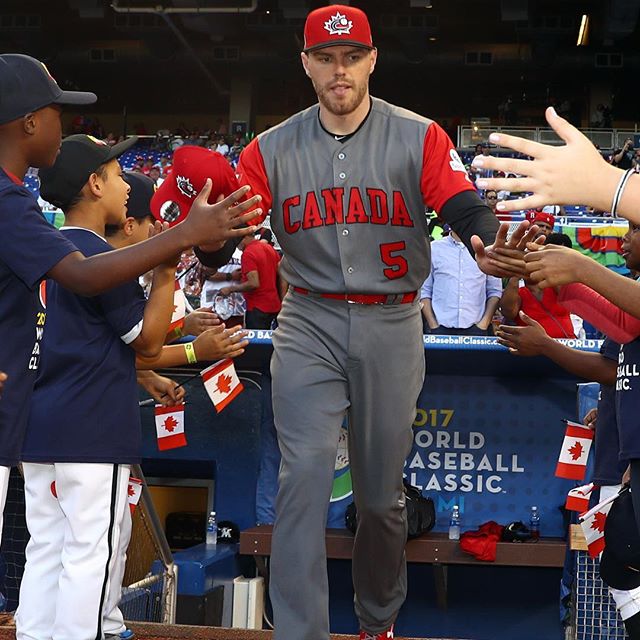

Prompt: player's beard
[314,79,368,117]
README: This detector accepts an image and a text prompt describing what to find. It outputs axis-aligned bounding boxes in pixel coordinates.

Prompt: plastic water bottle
[529,506,540,542]
[206,511,218,546]
[448,505,461,540]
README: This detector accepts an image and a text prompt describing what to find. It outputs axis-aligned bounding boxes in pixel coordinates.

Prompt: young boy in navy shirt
[14,136,249,640]
[101,172,249,640]
[15,136,173,640]
[0,54,260,541]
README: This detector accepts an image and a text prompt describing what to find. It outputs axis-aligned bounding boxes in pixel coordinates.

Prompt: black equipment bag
[345,481,436,540]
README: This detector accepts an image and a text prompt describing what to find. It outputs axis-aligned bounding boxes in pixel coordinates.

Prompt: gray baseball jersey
[236,96,482,639]
[237,96,475,294]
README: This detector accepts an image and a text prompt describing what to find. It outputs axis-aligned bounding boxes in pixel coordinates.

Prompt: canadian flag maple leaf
[128,484,135,497]
[591,511,607,533]
[163,415,178,433]
[216,373,232,394]
[568,440,584,461]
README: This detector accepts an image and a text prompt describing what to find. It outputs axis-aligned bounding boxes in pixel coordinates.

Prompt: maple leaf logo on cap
[324,11,353,35]
[568,441,584,461]
[163,415,178,433]
[216,373,232,394]
[176,175,198,199]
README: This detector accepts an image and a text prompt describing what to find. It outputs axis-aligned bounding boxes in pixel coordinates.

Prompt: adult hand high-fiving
[470,106,640,223]
[472,219,541,278]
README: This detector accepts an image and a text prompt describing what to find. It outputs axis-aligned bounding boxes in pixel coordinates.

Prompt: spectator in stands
[132,156,144,173]
[420,226,502,335]
[148,165,162,186]
[159,154,172,176]
[483,189,499,215]
[500,258,576,339]
[230,135,243,156]
[219,232,282,329]
[141,158,154,176]
[216,135,229,157]
[531,210,555,239]
[612,139,635,170]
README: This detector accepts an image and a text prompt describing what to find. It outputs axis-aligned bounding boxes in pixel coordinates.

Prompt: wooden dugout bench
[239,525,567,609]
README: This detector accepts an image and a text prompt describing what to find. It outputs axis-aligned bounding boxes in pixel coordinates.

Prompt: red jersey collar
[1,167,24,185]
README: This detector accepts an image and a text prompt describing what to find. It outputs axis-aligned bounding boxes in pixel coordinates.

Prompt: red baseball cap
[303,4,374,53]
[533,211,555,228]
[150,146,240,227]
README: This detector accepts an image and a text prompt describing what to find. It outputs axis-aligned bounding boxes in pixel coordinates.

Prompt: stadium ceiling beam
[110,0,257,13]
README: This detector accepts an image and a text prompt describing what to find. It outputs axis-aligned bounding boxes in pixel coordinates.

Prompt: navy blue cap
[40,134,137,211]
[0,54,96,125]
[123,172,156,220]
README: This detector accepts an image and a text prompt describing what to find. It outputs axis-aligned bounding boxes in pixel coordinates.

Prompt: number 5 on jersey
[380,241,408,279]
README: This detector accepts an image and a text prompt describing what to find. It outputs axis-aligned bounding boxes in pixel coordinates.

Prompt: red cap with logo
[303,4,374,53]
[150,146,240,227]
[533,211,555,228]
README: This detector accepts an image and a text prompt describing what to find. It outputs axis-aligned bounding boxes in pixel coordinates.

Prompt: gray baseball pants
[270,291,425,640]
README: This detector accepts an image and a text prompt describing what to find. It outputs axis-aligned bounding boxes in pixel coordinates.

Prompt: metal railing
[121,464,177,625]
[458,125,640,150]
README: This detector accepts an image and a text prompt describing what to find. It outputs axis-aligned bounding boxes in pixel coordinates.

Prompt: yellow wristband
[184,342,197,364]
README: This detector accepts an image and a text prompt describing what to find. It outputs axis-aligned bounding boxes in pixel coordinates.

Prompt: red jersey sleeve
[558,282,640,343]
[420,122,475,213]
[237,138,273,224]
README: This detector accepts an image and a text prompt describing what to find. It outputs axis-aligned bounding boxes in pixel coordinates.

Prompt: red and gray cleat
[359,625,394,639]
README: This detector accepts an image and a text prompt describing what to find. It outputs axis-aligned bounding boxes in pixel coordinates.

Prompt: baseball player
[0,53,261,547]
[187,5,534,639]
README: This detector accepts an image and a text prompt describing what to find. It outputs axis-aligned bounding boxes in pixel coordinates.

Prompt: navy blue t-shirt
[0,169,78,467]
[616,336,640,462]
[593,338,627,485]
[22,228,146,464]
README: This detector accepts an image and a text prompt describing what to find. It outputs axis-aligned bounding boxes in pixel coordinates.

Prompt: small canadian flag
[555,421,593,480]
[565,483,596,512]
[201,359,244,412]
[127,477,143,515]
[579,491,618,557]
[154,403,187,450]
[166,281,186,341]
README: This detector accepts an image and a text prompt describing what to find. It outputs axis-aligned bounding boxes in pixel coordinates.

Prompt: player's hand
[494,312,551,356]
[183,307,222,337]
[472,221,540,277]
[193,325,250,361]
[0,371,7,397]
[524,244,591,288]
[583,408,598,430]
[218,286,233,297]
[142,374,185,406]
[180,182,261,249]
[470,107,619,213]
[230,269,242,282]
